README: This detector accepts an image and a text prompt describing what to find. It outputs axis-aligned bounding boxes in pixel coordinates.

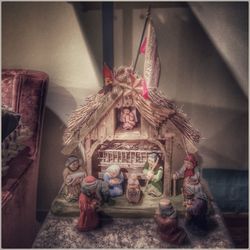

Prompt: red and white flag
[140,20,161,91]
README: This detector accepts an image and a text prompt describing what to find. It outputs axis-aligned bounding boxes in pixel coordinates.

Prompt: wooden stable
[62,67,200,198]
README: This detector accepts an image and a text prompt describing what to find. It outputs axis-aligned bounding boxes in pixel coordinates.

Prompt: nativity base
[51,190,212,218]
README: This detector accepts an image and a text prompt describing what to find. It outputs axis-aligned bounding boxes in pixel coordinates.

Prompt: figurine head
[81,176,98,196]
[65,155,80,172]
[148,153,158,165]
[123,108,130,114]
[184,153,197,169]
[158,198,176,218]
[106,164,120,178]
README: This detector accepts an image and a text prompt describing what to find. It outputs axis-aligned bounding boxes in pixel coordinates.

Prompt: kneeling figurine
[104,164,124,197]
[154,198,188,245]
[77,176,100,232]
[185,189,208,234]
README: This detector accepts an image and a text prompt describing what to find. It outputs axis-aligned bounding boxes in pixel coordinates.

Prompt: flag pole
[132,5,151,73]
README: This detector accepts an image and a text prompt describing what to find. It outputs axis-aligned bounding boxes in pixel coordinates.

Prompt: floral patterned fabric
[1,69,49,158]
[2,69,49,248]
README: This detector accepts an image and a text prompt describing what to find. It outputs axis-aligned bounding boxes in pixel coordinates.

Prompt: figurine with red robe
[154,198,188,245]
[173,153,202,203]
[77,176,100,232]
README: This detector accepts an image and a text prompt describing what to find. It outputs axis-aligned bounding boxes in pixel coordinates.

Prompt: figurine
[62,155,85,202]
[143,153,163,197]
[103,164,124,197]
[121,107,136,130]
[154,198,188,245]
[173,153,202,203]
[126,173,141,204]
[77,176,100,232]
[185,189,208,233]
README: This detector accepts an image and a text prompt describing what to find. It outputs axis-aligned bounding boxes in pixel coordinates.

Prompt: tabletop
[33,200,234,248]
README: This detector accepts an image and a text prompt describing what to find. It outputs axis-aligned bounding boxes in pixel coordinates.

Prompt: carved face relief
[69,161,80,171]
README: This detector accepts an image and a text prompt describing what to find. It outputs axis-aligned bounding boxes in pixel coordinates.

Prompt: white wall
[2,2,103,210]
[2,2,102,122]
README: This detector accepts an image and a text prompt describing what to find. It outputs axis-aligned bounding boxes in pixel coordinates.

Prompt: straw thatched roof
[62,66,201,155]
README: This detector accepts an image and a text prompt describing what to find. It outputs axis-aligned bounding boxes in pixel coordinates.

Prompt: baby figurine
[62,155,85,202]
[121,107,136,130]
[126,173,141,204]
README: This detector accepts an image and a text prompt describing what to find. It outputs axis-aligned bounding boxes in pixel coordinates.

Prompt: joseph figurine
[143,153,163,197]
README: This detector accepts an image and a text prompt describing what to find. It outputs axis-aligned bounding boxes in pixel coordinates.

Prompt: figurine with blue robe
[103,164,124,197]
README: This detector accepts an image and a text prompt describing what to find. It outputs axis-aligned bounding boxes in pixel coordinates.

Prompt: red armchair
[1,69,48,248]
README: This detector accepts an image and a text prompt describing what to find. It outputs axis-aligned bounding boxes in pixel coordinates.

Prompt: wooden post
[102,2,114,70]
[173,178,176,197]
[163,137,173,197]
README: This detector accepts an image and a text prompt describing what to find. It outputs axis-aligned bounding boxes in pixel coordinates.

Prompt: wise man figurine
[154,198,188,245]
[77,176,100,232]
[173,153,202,204]
[185,189,208,234]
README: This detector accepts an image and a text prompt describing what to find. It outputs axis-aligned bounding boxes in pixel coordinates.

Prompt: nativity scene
[51,10,209,232]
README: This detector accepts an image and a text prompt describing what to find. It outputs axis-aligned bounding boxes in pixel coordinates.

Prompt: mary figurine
[103,164,124,197]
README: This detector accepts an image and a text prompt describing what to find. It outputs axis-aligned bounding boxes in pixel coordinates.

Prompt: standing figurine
[154,198,188,245]
[126,173,141,204]
[103,165,124,197]
[77,176,100,232]
[185,189,208,233]
[62,155,85,202]
[143,153,163,197]
[173,153,202,204]
[121,107,136,130]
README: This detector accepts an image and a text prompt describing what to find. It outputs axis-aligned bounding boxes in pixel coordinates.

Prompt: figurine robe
[77,193,99,232]
[143,162,163,197]
[154,214,187,245]
[186,192,208,231]
[62,156,85,202]
[174,153,202,201]
[103,165,124,197]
